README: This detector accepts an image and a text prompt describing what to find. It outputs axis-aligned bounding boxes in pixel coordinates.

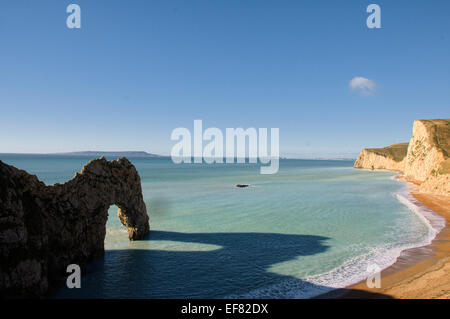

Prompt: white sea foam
[228,180,446,299]
[395,183,445,234]
[228,244,409,298]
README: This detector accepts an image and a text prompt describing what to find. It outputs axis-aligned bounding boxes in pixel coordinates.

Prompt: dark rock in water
[0,157,150,298]
[235,184,250,188]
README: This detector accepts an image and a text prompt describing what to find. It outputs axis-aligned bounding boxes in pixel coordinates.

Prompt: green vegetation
[365,143,409,162]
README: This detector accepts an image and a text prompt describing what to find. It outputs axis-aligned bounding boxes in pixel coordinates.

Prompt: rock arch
[0,157,150,297]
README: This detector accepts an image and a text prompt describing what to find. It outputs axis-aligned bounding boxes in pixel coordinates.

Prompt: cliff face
[353,143,408,171]
[420,168,450,197]
[0,157,150,298]
[404,120,449,181]
[403,120,450,198]
[354,119,450,197]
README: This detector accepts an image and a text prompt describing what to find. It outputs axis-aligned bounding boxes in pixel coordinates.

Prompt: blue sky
[1,0,449,157]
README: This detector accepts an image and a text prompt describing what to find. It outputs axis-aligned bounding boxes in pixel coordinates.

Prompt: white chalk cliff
[354,119,450,197]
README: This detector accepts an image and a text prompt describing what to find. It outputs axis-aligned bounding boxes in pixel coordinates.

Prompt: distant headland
[53,151,166,158]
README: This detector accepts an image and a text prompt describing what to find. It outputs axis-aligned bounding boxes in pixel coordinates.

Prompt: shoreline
[323,176,450,299]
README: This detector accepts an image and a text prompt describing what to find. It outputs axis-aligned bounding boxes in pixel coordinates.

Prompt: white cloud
[349,76,377,96]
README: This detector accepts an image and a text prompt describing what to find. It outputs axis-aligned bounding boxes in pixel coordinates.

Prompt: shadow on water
[55,231,392,299]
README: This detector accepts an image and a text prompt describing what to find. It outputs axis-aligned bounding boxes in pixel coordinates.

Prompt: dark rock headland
[0,157,150,298]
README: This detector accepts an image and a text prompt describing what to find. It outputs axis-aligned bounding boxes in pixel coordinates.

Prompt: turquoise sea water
[0,154,444,298]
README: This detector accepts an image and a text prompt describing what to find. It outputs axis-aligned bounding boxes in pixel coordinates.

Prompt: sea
[0,154,445,298]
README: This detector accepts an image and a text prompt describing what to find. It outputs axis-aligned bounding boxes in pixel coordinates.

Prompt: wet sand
[326,180,450,299]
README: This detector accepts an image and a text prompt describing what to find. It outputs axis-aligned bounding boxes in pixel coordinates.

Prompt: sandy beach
[333,179,450,299]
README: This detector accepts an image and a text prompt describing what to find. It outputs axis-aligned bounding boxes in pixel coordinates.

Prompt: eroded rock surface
[354,119,450,196]
[0,157,149,298]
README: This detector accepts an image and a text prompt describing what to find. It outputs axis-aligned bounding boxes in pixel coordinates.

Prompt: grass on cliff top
[418,119,450,158]
[365,143,409,162]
